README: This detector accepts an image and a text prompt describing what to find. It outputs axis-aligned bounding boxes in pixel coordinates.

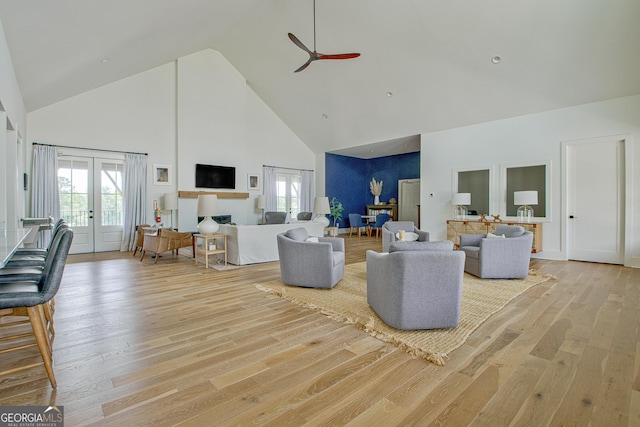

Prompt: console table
[446,220,542,253]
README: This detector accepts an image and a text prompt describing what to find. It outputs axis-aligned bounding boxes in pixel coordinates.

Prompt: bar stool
[0,228,73,388]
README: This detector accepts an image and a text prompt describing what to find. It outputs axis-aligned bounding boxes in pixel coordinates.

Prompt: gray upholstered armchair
[276,227,345,288]
[366,240,465,330]
[459,224,533,279]
[381,221,429,252]
[265,211,287,224]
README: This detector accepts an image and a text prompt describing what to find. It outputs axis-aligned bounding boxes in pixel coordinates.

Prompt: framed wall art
[248,173,260,190]
[153,164,172,186]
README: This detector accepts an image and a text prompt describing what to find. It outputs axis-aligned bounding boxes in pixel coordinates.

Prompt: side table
[194,233,227,268]
[325,227,338,237]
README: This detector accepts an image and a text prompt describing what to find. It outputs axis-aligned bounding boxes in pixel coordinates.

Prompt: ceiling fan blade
[294,58,314,73]
[288,33,312,54]
[317,53,361,60]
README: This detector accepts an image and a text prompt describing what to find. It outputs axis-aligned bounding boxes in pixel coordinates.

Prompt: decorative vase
[374,195,380,205]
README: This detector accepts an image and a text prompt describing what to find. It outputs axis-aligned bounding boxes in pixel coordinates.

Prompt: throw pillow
[305,237,319,243]
[486,232,506,239]
[285,227,309,241]
[396,231,419,241]
[389,240,454,252]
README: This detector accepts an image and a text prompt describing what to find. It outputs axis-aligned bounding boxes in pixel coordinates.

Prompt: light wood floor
[0,235,638,426]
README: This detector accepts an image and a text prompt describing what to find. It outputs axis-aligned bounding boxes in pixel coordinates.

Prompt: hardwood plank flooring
[0,235,638,426]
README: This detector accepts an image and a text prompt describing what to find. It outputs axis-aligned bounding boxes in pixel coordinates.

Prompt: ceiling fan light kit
[288,0,360,72]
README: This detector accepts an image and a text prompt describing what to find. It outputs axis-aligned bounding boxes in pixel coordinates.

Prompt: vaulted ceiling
[1,0,639,156]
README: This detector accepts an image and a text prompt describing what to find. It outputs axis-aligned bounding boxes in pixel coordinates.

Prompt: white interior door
[567,138,624,264]
[58,156,123,254]
[398,179,420,224]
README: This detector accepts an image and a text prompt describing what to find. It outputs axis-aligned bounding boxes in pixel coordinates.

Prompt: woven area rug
[255,262,553,365]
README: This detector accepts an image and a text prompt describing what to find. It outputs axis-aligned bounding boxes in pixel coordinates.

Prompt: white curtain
[120,153,147,251]
[300,170,314,212]
[263,166,278,211]
[31,144,60,247]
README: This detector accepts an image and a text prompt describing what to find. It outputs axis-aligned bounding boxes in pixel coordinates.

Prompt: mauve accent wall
[325,152,420,228]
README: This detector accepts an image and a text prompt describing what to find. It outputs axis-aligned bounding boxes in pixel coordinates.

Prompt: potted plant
[329,197,344,227]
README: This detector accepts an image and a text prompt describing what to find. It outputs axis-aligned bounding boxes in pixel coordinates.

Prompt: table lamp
[514,191,537,222]
[312,196,331,227]
[257,195,266,224]
[197,194,219,234]
[163,192,178,229]
[452,193,471,219]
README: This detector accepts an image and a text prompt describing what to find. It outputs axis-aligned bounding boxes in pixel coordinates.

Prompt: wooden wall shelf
[178,191,250,199]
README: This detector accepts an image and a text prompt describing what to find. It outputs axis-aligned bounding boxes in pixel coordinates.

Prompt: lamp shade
[452,193,471,205]
[256,195,266,209]
[163,193,178,211]
[313,196,331,215]
[197,195,219,234]
[197,194,218,216]
[514,191,538,205]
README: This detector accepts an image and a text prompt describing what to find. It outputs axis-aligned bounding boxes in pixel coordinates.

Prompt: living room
[20,47,640,267]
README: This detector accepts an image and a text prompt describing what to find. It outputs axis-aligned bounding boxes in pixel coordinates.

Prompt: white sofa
[219,222,325,265]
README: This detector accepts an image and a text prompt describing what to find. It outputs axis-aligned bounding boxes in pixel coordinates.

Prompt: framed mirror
[454,168,491,217]
[502,162,549,219]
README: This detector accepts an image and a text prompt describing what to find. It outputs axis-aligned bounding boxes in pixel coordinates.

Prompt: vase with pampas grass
[370,177,383,205]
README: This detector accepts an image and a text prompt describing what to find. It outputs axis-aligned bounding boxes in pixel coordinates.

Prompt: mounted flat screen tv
[195,163,236,189]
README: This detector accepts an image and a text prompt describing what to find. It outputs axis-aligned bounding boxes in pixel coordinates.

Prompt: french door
[276,172,301,218]
[58,156,124,254]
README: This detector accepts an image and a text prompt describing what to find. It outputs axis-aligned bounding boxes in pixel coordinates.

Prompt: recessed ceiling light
[491,56,502,64]
[101,58,110,63]
[386,91,393,97]
[322,113,328,119]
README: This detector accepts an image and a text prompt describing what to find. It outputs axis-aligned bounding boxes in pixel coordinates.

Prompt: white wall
[0,19,27,230]
[421,94,640,268]
[27,49,314,234]
[176,50,314,231]
[28,62,176,223]
[0,20,25,132]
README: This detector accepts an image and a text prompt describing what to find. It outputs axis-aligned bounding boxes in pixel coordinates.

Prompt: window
[58,159,89,227]
[276,172,301,217]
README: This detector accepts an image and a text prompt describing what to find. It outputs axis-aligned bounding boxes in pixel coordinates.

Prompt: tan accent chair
[133,224,151,256]
[140,229,193,264]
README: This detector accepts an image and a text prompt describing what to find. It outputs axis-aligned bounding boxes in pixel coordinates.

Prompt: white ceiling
[1,0,639,157]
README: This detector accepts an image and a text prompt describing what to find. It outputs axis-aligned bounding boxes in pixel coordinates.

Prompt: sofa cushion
[332,251,345,267]
[494,225,525,238]
[460,246,480,259]
[305,237,319,243]
[389,240,454,252]
[285,227,309,241]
